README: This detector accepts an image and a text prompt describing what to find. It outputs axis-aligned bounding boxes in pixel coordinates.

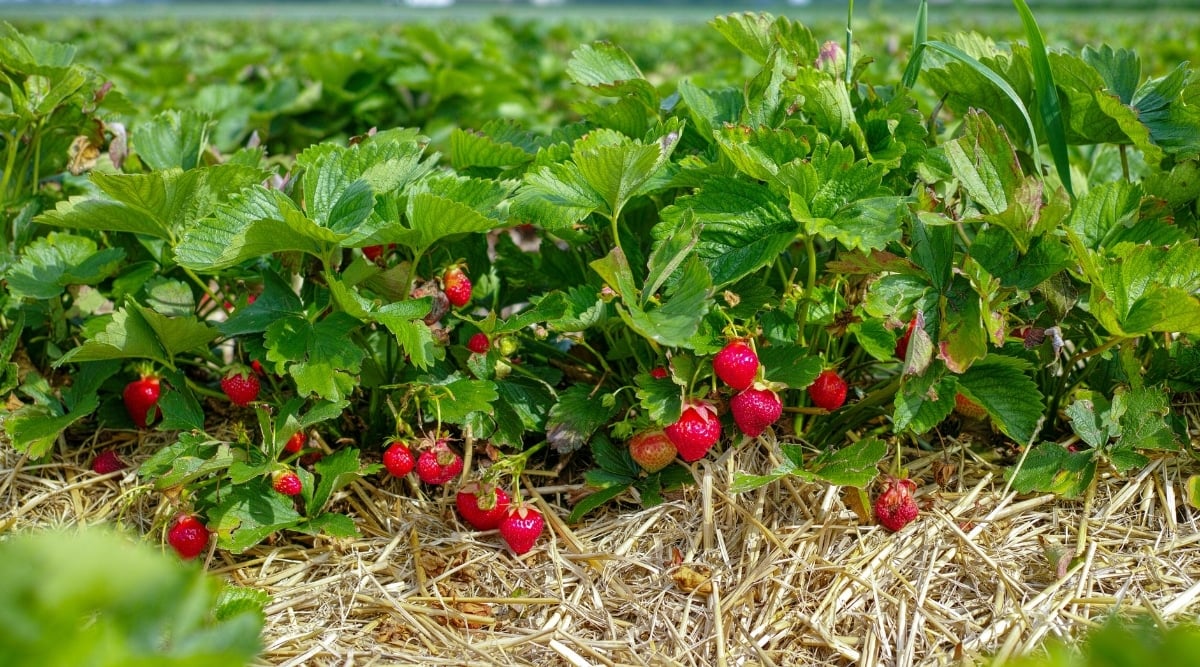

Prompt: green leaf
[57,303,217,367]
[135,109,213,171]
[220,271,305,337]
[309,448,375,517]
[327,276,436,369]
[567,483,629,523]
[660,177,797,287]
[207,481,304,553]
[757,346,823,389]
[594,249,713,349]
[589,432,640,480]
[156,377,205,432]
[894,370,957,435]
[176,185,339,271]
[1066,395,1113,450]
[923,40,1042,177]
[901,0,929,90]
[264,313,365,401]
[296,513,359,539]
[644,209,700,308]
[425,377,498,425]
[547,384,620,455]
[141,435,243,491]
[634,372,682,426]
[5,232,124,300]
[799,196,908,253]
[809,437,889,488]
[1113,386,1179,452]
[1086,241,1200,336]
[0,528,262,666]
[1006,442,1096,497]
[709,12,774,64]
[910,214,954,293]
[957,355,1044,445]
[942,110,1025,217]
[450,122,534,170]
[490,377,554,448]
[971,227,1072,290]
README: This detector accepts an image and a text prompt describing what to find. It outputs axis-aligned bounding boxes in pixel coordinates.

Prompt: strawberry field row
[1,5,1198,566]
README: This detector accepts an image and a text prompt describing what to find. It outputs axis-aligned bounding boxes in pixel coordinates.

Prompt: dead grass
[3,426,1200,666]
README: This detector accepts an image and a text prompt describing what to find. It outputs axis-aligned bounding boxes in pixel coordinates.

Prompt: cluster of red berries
[629,339,852,472]
[381,437,544,555]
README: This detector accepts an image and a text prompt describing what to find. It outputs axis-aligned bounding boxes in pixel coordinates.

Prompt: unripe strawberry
[383,439,415,477]
[273,470,303,496]
[416,440,463,485]
[874,477,919,532]
[456,482,512,530]
[713,339,759,390]
[499,505,545,555]
[91,450,125,475]
[443,266,472,308]
[809,369,848,411]
[628,429,677,473]
[664,400,722,463]
[167,514,211,560]
[730,386,782,437]
[467,333,490,354]
[123,374,161,429]
[220,368,260,406]
[954,393,987,420]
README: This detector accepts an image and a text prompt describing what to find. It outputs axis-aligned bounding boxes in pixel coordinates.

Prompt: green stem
[1067,335,1128,368]
[844,0,855,86]
[186,378,228,401]
[400,249,424,301]
[795,236,818,346]
[1119,144,1130,182]
[0,124,22,208]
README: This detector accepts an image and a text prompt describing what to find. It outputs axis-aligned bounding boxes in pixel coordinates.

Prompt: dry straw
[2,420,1199,666]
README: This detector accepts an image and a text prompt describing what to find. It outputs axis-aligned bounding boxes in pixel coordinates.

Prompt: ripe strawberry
[91,450,125,475]
[895,316,918,359]
[273,470,303,496]
[362,244,396,262]
[713,339,759,390]
[456,482,512,531]
[167,514,211,560]
[283,431,307,455]
[874,477,919,532]
[250,359,265,376]
[443,266,472,308]
[650,366,669,380]
[629,429,677,473]
[499,505,545,555]
[416,440,463,485]
[123,374,161,429]
[664,400,722,463]
[809,369,848,411]
[220,369,261,406]
[954,392,987,420]
[383,439,416,477]
[730,386,782,437]
[467,333,490,354]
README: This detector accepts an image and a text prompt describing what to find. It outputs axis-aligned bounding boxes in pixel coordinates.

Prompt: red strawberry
[713,339,759,390]
[874,477,919,532]
[167,514,211,560]
[650,366,669,380]
[664,400,722,463]
[220,369,260,406]
[91,450,125,475]
[250,359,265,376]
[809,369,848,411]
[467,333,490,354]
[499,505,545,555]
[273,470,303,496]
[730,386,782,437]
[123,374,161,429]
[283,431,307,455]
[362,244,396,262]
[629,429,677,473]
[416,440,463,485]
[954,392,987,420]
[443,266,473,308]
[894,316,918,359]
[383,439,416,477]
[456,482,512,530]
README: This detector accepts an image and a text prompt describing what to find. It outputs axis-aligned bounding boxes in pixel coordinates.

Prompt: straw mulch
[3,423,1200,667]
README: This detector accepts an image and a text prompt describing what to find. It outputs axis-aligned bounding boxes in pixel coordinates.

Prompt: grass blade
[1013,0,1074,197]
[900,0,929,90]
[924,39,1043,182]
